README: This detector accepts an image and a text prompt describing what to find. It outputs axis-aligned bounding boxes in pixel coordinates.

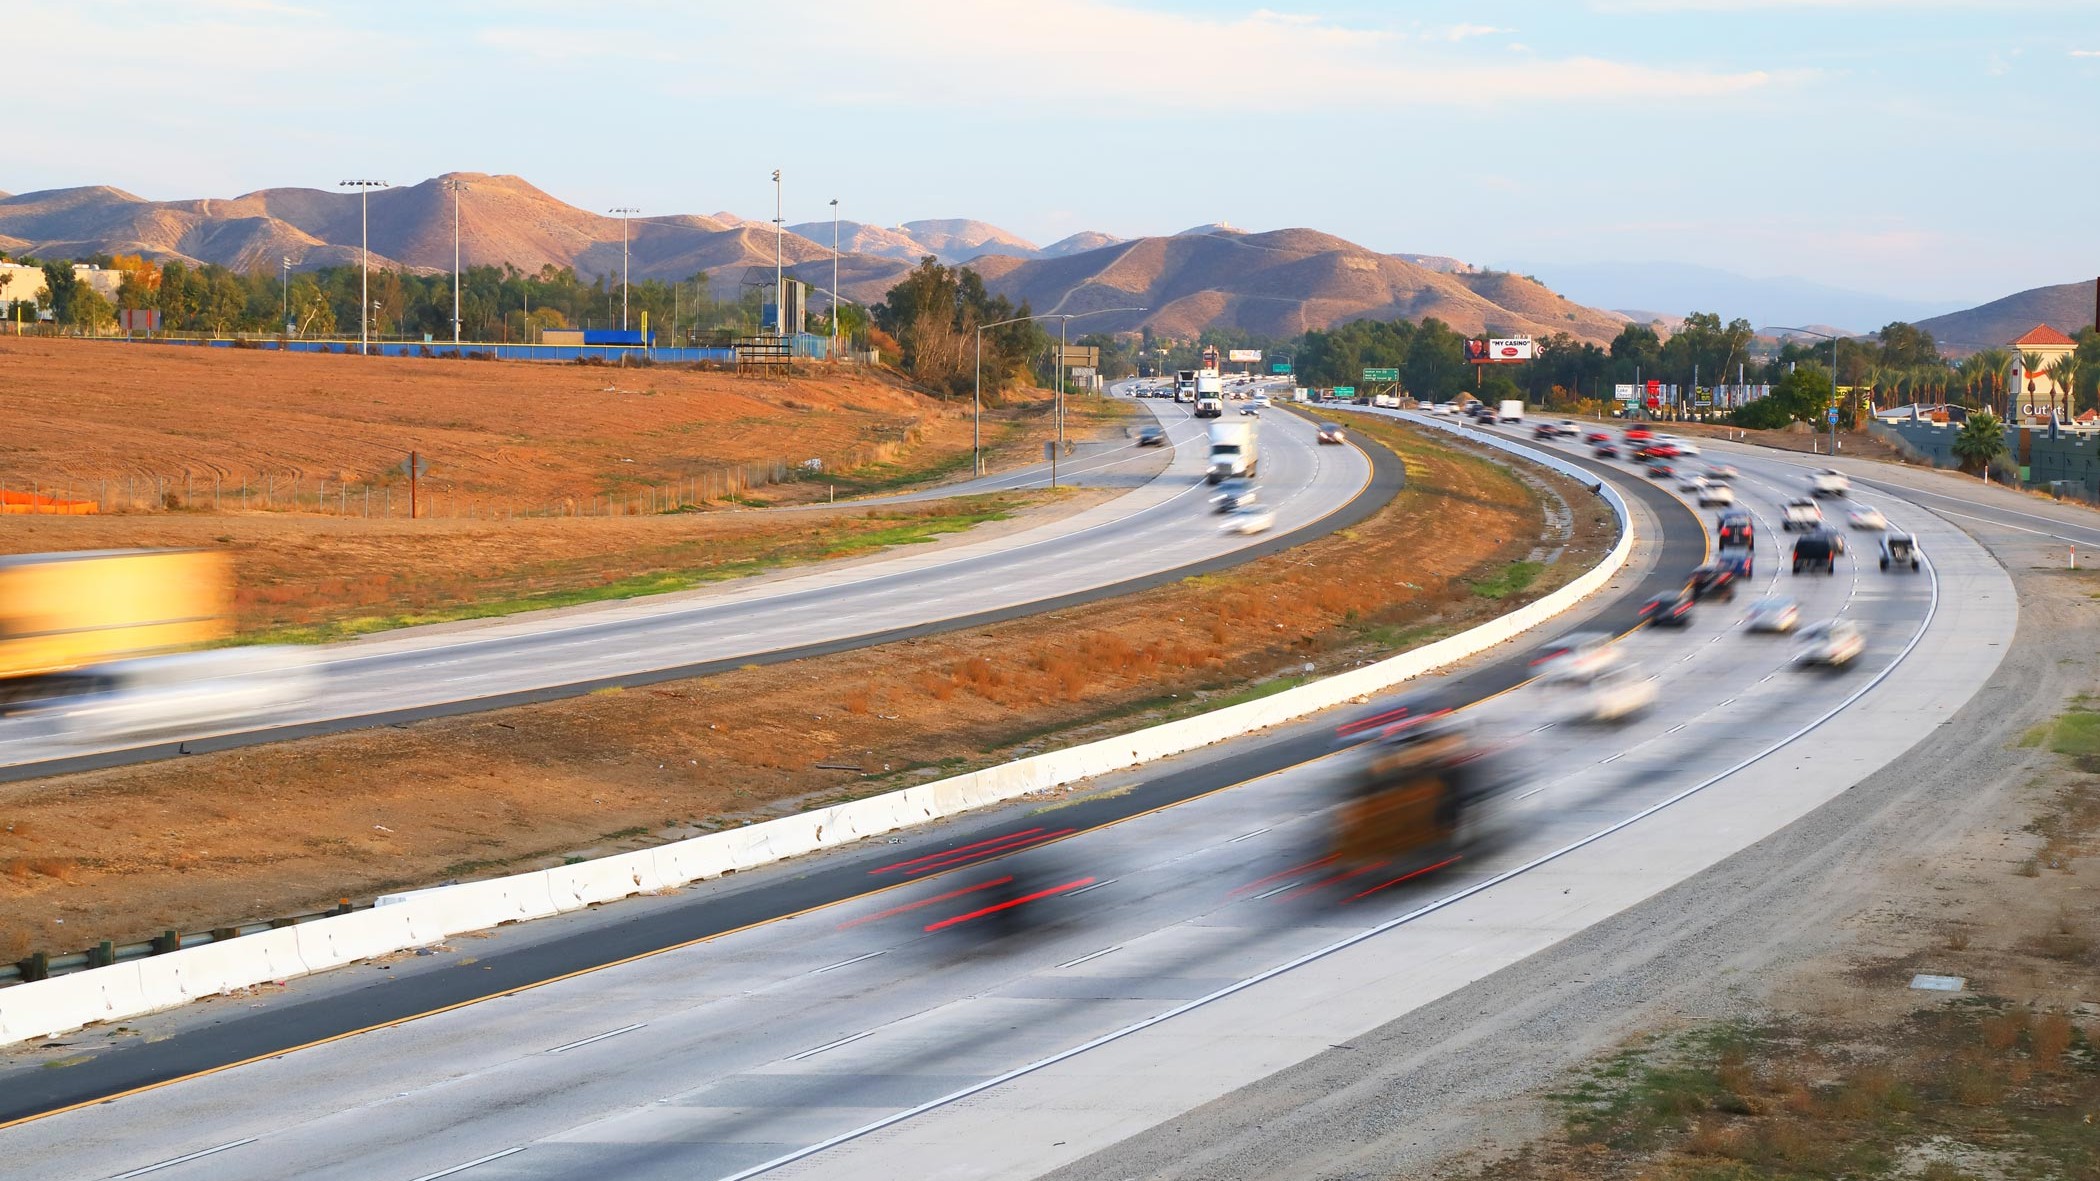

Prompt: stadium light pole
[339,180,387,355]
[609,206,639,332]
[446,179,468,346]
[771,170,784,336]
[279,256,290,335]
[829,197,840,361]
[1767,325,1842,457]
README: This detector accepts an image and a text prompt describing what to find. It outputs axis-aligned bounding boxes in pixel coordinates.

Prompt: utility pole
[280,256,290,335]
[339,180,388,355]
[446,179,468,346]
[830,197,840,361]
[609,206,638,331]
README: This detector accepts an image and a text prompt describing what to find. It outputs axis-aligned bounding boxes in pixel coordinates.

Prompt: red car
[1584,430,1612,445]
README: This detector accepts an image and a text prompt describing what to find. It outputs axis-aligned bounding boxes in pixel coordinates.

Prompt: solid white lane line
[1065,878,1117,897]
[1057,946,1124,969]
[1665,724,1686,735]
[113,1139,259,1179]
[1600,752,1626,765]
[1225,827,1271,845]
[407,1147,527,1181]
[790,1030,877,1062]
[809,951,887,975]
[1253,883,1300,901]
[545,1023,645,1054]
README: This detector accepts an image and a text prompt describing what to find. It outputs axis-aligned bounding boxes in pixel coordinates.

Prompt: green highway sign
[1362,367,1399,382]
[1334,386,1356,396]
[1271,362,1293,375]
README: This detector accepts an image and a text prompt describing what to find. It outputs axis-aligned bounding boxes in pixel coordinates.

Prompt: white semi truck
[1194,370,1225,418]
[1206,420,1258,484]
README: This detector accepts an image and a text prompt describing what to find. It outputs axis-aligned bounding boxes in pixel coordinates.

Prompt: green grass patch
[1552,1023,1761,1151]
[2046,709,2100,759]
[1470,560,1544,600]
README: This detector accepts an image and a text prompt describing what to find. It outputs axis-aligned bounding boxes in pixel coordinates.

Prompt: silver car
[1744,597,1800,634]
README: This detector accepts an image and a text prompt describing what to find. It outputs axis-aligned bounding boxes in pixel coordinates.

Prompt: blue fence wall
[106,338,742,364]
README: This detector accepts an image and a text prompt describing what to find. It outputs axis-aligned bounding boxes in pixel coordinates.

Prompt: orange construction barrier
[0,490,98,515]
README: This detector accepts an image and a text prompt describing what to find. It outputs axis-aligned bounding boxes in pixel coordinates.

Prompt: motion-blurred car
[1239,403,1261,417]
[1688,563,1739,601]
[1717,548,1755,580]
[1811,468,1850,497]
[1705,464,1739,481]
[1593,442,1620,459]
[1136,424,1167,447]
[1531,631,1622,682]
[1792,529,1840,574]
[1635,442,1680,461]
[1781,498,1823,531]
[1328,712,1518,883]
[1640,590,1695,628]
[1744,597,1801,633]
[1316,422,1346,445]
[1212,477,1258,512]
[1252,393,1272,408]
[1847,505,1887,530]
[1670,439,1702,457]
[1569,665,1657,723]
[1698,484,1737,507]
[1677,473,1709,493]
[1795,620,1865,667]
[1647,463,1676,480]
[1584,430,1612,445]
[1879,533,1922,572]
[1219,504,1277,535]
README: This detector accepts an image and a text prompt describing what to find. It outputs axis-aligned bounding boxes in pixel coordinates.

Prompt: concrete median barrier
[0,421,1632,1046]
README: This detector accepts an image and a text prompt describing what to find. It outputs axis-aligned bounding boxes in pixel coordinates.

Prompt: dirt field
[0,336,1102,515]
[0,418,1612,957]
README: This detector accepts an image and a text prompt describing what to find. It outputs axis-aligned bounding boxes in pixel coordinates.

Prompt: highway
[0,415,2016,1180]
[0,382,1380,780]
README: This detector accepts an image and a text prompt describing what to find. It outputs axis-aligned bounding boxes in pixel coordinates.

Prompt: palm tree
[1951,410,2006,478]
[2019,351,2049,418]
[1974,347,2012,415]
[2049,352,2082,419]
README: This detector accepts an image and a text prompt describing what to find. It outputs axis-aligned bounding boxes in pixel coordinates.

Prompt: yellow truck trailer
[0,549,232,706]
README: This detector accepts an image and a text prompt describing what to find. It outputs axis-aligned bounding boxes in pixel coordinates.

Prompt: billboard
[1464,337,1535,363]
[1226,349,1263,363]
[1613,383,1638,403]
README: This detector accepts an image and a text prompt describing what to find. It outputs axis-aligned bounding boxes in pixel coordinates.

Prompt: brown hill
[1916,278,2099,351]
[979,228,1624,343]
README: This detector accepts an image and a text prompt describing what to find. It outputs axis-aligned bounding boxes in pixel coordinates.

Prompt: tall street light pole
[1768,326,1843,457]
[339,180,387,355]
[445,180,468,346]
[973,307,1148,483]
[829,197,840,361]
[609,206,638,332]
[279,256,290,336]
[771,170,784,336]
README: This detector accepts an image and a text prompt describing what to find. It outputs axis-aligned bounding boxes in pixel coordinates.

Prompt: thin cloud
[2073,49,2100,57]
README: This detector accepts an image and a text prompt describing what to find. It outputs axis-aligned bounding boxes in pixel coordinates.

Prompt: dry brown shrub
[1684,1116,1744,1157]
[1832,1066,1900,1118]
[1949,1053,2005,1106]
[1208,618,1230,644]
[841,688,871,715]
[2031,1013,2074,1070]
[0,923,30,961]
[1981,1010,2027,1051]
[915,671,955,701]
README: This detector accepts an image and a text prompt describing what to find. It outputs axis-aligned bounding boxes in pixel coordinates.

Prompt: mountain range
[0,172,1635,343]
[1915,278,2100,352]
[1514,260,1970,338]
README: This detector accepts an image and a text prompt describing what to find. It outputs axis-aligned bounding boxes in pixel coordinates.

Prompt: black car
[1716,548,1755,580]
[1136,425,1167,447]
[1791,528,1840,574]
[1647,463,1675,480]
[1688,563,1737,601]
[1594,442,1620,459]
[1640,590,1695,628]
[1717,511,1754,551]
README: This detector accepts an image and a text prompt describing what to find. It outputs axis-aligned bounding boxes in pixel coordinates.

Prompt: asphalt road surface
[4,415,2016,1181]
[0,381,1378,782]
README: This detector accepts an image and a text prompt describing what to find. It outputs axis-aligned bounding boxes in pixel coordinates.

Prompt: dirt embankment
[0,336,1102,515]
[0,419,1612,956]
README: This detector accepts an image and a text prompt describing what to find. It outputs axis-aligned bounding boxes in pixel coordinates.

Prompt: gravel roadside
[1041,485,2093,1179]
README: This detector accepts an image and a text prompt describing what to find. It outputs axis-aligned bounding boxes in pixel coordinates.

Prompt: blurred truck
[1329,711,1518,880]
[1206,420,1259,484]
[0,549,232,710]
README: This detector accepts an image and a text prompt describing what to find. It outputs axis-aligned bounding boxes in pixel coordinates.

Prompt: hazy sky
[10,1,2097,304]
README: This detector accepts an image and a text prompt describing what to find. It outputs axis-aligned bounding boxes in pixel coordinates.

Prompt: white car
[1670,439,1701,457]
[1744,597,1800,634]
[1705,464,1739,481]
[1811,469,1850,497]
[1219,504,1277,535]
[1847,506,1888,530]
[1677,474,1709,493]
[1795,620,1865,667]
[1531,631,1623,684]
[1781,499,1823,531]
[1252,393,1271,408]
[1698,484,1736,507]
[1567,665,1657,724]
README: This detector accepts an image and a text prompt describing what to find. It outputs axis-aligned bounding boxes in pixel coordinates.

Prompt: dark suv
[1717,511,1753,551]
[1791,528,1840,574]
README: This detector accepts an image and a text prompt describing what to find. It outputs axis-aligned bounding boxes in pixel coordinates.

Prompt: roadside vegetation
[0,418,1613,954]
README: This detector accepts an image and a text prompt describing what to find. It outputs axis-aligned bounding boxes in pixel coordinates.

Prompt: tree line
[0,251,869,346]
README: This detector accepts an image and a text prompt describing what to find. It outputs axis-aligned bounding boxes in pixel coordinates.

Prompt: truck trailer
[0,549,233,709]
[1206,420,1259,484]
